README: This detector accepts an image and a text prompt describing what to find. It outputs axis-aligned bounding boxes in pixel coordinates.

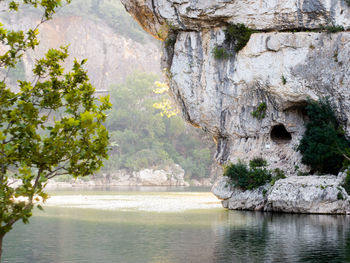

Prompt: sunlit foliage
[0,1,110,258]
[104,72,213,179]
[152,81,178,118]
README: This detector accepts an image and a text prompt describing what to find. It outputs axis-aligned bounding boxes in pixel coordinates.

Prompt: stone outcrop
[121,0,350,213]
[167,30,350,173]
[47,164,189,187]
[212,175,350,214]
[120,0,350,39]
[121,0,350,173]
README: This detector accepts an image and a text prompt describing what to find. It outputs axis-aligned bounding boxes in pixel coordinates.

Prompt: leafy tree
[0,1,111,260]
[103,72,214,179]
[297,98,349,174]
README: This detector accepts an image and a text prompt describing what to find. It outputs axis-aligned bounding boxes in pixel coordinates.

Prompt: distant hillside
[60,0,149,44]
[2,0,161,90]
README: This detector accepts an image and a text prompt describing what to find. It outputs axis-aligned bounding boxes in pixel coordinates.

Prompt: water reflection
[214,212,350,263]
[3,192,350,263]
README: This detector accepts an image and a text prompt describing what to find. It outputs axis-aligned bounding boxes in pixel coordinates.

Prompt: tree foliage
[224,23,253,52]
[224,159,272,191]
[224,158,286,191]
[297,98,349,174]
[103,72,214,179]
[251,103,267,120]
[0,1,110,259]
[212,23,253,60]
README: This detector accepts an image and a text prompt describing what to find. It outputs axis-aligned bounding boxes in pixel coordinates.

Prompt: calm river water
[3,187,350,263]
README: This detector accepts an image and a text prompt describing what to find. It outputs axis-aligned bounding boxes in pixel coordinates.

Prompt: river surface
[3,187,350,263]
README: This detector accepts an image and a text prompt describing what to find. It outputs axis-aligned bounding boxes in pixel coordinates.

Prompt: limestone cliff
[121,0,350,173]
[121,0,350,213]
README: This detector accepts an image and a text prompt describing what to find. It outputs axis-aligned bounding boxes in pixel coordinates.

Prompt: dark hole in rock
[270,124,292,144]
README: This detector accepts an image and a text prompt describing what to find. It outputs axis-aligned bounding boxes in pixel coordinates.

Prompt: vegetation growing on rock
[224,158,287,191]
[321,25,345,33]
[249,157,267,168]
[224,158,271,190]
[270,169,286,186]
[213,23,253,60]
[212,46,230,60]
[225,23,254,52]
[281,75,287,85]
[297,98,349,174]
[251,103,267,120]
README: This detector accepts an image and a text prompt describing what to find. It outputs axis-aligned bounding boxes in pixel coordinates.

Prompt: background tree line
[103,72,215,180]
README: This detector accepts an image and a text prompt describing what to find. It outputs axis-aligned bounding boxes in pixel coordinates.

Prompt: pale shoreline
[44,191,222,212]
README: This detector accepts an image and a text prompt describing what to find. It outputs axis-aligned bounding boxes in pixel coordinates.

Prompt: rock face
[212,175,350,214]
[168,30,350,172]
[120,0,350,39]
[134,164,188,186]
[121,0,350,213]
[121,0,350,174]
[265,175,350,214]
[101,164,188,186]
[47,164,188,187]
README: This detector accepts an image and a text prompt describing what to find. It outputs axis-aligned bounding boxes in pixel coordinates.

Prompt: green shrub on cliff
[213,46,230,60]
[213,23,254,60]
[224,158,289,190]
[297,98,349,174]
[270,168,286,186]
[251,103,267,120]
[225,23,253,52]
[249,157,268,168]
[224,159,271,190]
[321,25,344,33]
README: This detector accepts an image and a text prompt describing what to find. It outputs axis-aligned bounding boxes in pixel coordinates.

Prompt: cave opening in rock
[270,124,292,144]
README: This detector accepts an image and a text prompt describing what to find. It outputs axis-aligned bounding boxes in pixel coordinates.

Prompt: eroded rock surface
[121,0,350,213]
[121,0,350,173]
[121,0,350,38]
[211,176,233,200]
[212,175,350,214]
[265,175,350,214]
[167,30,350,172]
[45,164,188,187]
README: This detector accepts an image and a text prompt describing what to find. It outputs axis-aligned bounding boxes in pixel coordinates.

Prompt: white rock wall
[121,0,350,38]
[167,30,350,172]
[121,0,350,173]
[212,175,350,214]
[121,0,350,213]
